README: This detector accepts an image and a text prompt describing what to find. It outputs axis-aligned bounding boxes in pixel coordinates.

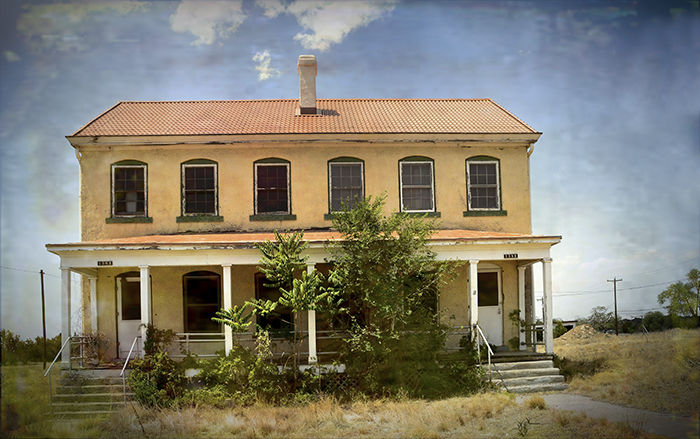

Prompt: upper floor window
[255,159,291,215]
[466,157,501,211]
[112,160,147,218]
[182,160,218,216]
[400,157,435,212]
[328,158,364,212]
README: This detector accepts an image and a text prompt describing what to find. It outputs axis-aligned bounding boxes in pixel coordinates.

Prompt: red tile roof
[69,99,539,137]
[47,229,560,249]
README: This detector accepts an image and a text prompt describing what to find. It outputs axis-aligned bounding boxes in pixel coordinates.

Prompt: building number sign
[503,254,518,259]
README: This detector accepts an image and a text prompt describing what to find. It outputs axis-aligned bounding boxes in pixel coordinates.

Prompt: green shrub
[180,385,230,408]
[127,350,185,407]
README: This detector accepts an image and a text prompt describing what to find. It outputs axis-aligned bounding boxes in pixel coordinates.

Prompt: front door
[477,271,503,346]
[117,275,141,358]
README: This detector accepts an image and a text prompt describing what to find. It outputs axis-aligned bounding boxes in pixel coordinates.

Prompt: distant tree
[642,311,671,332]
[553,320,568,338]
[579,306,615,332]
[657,269,699,321]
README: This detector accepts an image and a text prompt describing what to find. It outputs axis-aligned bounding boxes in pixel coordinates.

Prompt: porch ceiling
[46,229,561,269]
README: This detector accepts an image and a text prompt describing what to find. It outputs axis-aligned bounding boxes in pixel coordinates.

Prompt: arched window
[328,157,364,212]
[183,271,221,333]
[111,160,147,218]
[254,158,291,215]
[181,159,219,217]
[399,156,435,212]
[465,156,505,215]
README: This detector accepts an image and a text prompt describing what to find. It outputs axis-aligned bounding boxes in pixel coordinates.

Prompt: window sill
[249,214,297,222]
[177,215,224,223]
[463,210,507,217]
[401,211,441,218]
[106,217,153,224]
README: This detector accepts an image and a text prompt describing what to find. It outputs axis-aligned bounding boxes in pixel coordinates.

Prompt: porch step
[483,359,569,394]
[47,371,133,419]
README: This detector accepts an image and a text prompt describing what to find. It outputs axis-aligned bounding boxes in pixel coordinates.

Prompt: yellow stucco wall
[78,141,532,241]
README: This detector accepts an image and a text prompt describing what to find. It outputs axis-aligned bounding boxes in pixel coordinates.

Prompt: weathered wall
[79,141,532,241]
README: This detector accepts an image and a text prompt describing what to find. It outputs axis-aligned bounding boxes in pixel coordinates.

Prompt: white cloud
[3,51,20,62]
[256,0,396,51]
[170,1,247,46]
[253,50,282,81]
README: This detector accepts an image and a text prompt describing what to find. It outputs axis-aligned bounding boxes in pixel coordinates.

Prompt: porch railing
[520,323,545,349]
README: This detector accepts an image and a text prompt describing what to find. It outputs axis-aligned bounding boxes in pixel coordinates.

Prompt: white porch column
[139,266,151,352]
[306,263,317,365]
[222,264,233,355]
[542,258,554,354]
[89,276,98,332]
[61,269,72,368]
[468,259,479,335]
[517,265,526,351]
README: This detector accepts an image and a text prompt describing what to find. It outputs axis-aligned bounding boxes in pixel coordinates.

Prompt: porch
[46,229,561,369]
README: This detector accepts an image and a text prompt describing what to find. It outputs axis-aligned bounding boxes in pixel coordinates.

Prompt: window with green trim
[329,159,364,212]
[182,160,218,216]
[112,161,147,217]
[400,158,435,212]
[466,158,501,210]
[255,160,290,215]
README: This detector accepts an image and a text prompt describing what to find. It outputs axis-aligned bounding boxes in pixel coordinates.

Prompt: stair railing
[474,324,509,392]
[44,335,75,414]
[120,336,141,405]
[473,325,493,380]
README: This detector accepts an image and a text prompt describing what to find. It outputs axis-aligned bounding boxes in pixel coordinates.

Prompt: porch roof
[47,229,561,251]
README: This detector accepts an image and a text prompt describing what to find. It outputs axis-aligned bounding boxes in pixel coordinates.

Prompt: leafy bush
[197,331,281,405]
[127,351,185,408]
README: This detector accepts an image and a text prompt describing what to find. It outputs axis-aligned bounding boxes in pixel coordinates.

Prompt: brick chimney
[298,55,317,114]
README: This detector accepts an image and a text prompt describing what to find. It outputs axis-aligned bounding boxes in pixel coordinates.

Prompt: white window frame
[111,164,147,218]
[466,160,501,211]
[328,161,364,212]
[181,162,218,216]
[254,162,291,215]
[399,160,435,213]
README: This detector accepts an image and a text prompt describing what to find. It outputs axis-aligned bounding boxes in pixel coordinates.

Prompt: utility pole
[607,277,622,335]
[40,270,47,369]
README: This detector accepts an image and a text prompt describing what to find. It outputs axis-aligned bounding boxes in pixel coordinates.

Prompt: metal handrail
[473,325,494,379]
[474,324,510,392]
[44,336,74,413]
[120,336,141,404]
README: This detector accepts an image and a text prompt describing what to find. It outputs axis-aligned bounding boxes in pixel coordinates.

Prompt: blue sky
[1,1,699,338]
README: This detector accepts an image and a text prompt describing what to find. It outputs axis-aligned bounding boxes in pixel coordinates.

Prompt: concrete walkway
[516,393,699,439]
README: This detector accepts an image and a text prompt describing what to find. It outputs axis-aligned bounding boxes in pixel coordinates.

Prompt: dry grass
[96,392,659,439]
[554,327,700,418]
[6,328,694,439]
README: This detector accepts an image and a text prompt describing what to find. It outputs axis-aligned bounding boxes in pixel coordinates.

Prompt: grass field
[553,326,700,418]
[3,328,696,438]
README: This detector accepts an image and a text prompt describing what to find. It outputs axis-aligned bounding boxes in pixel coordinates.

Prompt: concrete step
[48,401,128,413]
[60,377,125,386]
[502,382,569,394]
[490,367,561,380]
[488,360,554,371]
[499,374,565,388]
[56,384,126,394]
[46,410,118,420]
[52,393,133,403]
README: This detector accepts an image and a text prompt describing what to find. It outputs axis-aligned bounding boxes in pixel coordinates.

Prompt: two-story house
[47,55,560,368]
